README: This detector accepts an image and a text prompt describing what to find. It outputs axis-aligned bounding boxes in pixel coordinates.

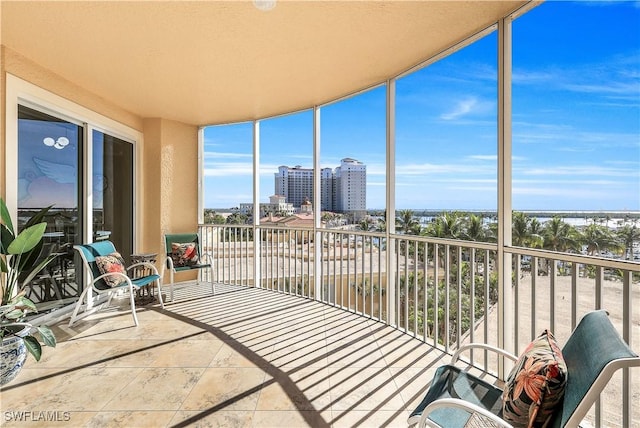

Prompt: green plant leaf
[0,198,15,235]
[21,253,58,286]
[3,308,26,320]
[36,326,56,348]
[24,206,53,228]
[17,239,44,275]
[0,255,8,274]
[23,335,43,361]
[1,224,16,256]
[7,223,47,255]
[14,295,37,312]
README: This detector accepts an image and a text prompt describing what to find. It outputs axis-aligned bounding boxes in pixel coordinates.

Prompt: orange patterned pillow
[502,330,567,427]
[171,242,199,267]
[95,252,127,287]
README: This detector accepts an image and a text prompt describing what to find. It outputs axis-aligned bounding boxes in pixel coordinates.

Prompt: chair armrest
[420,398,513,428]
[94,272,133,288]
[165,255,175,270]
[451,343,518,365]
[201,251,213,264]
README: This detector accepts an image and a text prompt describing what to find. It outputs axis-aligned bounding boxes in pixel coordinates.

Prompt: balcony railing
[200,223,640,428]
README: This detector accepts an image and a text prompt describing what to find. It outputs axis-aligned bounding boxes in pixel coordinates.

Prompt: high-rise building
[335,158,366,218]
[275,158,366,219]
[275,165,313,209]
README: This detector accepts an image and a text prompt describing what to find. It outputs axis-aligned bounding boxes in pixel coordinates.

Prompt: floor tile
[179,367,267,412]
[170,410,254,428]
[102,367,205,411]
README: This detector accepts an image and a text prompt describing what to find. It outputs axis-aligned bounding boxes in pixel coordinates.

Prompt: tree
[226,212,249,225]
[542,216,579,253]
[424,211,463,239]
[396,209,420,235]
[512,211,531,247]
[528,218,544,248]
[616,223,640,260]
[358,217,373,231]
[462,214,487,242]
[203,209,226,224]
[376,216,386,233]
[580,223,619,256]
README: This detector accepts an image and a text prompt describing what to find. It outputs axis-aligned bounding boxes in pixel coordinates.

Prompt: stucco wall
[143,118,199,280]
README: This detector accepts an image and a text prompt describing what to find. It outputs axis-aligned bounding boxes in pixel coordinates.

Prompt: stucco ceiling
[1,0,531,126]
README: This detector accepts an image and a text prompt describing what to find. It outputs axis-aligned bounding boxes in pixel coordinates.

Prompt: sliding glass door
[17,105,134,310]
[92,130,134,265]
[17,105,83,310]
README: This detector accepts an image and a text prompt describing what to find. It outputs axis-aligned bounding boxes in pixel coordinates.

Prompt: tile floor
[1,283,454,428]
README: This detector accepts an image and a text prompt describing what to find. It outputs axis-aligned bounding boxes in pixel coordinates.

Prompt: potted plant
[1,198,57,386]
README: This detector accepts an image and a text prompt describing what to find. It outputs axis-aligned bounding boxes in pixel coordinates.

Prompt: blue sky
[203,1,640,212]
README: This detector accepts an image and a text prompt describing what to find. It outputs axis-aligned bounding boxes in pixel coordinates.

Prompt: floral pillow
[95,252,127,288]
[171,242,199,267]
[502,329,567,428]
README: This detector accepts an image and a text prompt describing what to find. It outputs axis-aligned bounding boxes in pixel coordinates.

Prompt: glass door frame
[5,74,142,320]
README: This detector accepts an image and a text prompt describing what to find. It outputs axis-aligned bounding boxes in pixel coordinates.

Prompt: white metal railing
[199,223,640,428]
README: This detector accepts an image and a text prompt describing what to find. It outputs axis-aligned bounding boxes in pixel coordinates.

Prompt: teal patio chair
[69,240,164,327]
[408,309,640,428]
[162,233,214,301]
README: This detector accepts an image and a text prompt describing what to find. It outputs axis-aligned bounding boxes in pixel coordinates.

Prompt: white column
[253,120,261,288]
[386,80,397,326]
[497,17,514,378]
[313,107,324,301]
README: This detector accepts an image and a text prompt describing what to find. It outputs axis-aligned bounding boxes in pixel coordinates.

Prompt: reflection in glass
[92,130,134,264]
[17,105,82,310]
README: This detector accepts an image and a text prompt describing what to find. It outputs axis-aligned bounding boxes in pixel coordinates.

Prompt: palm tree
[462,214,486,242]
[358,217,373,231]
[616,224,640,260]
[396,209,420,235]
[512,211,531,247]
[542,216,579,253]
[580,223,619,256]
[528,218,544,248]
[431,211,464,239]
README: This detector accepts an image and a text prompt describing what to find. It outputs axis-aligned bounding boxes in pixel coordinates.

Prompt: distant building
[275,158,366,219]
[334,158,366,219]
[260,212,314,229]
[239,195,295,217]
[300,197,313,215]
[275,165,313,209]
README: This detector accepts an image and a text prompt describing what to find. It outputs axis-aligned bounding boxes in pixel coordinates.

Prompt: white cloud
[518,165,637,178]
[203,161,284,177]
[467,155,496,161]
[397,162,495,176]
[440,97,478,120]
[513,186,608,199]
[204,151,252,159]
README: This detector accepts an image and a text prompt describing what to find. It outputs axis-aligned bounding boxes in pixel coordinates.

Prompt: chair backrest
[74,240,118,289]
[164,233,201,258]
[550,310,640,427]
